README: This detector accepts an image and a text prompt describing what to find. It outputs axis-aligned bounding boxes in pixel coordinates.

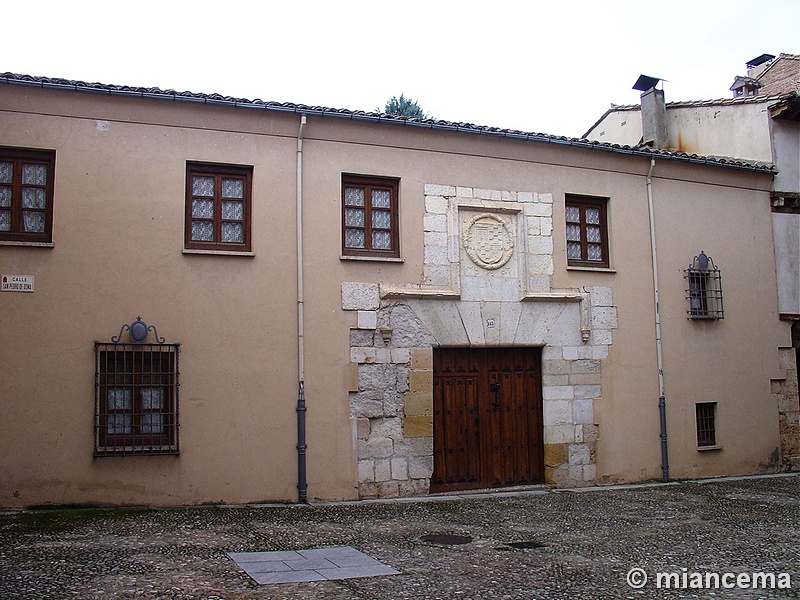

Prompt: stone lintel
[380,285,460,300]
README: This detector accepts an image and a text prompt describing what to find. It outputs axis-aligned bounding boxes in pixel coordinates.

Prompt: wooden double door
[431,347,544,492]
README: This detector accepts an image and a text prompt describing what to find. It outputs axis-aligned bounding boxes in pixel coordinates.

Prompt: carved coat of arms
[462,213,514,270]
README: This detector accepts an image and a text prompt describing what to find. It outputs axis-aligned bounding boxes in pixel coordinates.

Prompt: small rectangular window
[565,195,609,268]
[185,162,252,252]
[0,147,55,244]
[95,343,179,456]
[342,175,399,258]
[696,402,717,447]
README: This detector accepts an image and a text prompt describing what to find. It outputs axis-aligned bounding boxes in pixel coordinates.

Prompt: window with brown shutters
[0,147,55,244]
[185,162,252,252]
[342,175,399,258]
[565,195,609,268]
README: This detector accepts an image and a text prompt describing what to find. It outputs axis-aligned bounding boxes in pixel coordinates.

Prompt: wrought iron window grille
[95,317,180,457]
[685,251,724,320]
[695,402,717,447]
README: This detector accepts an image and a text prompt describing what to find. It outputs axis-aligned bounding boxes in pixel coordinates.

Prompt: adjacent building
[585,53,800,469]
[0,71,790,507]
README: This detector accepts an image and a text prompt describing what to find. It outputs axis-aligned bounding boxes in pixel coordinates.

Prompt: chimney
[745,53,776,79]
[633,75,668,149]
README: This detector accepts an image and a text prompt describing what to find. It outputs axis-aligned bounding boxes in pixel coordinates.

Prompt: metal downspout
[646,158,669,481]
[296,115,308,503]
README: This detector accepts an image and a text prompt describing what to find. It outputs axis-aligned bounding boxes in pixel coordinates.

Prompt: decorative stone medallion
[462,213,515,270]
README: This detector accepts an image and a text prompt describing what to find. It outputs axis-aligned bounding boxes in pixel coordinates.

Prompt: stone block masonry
[343,183,617,498]
[347,289,435,499]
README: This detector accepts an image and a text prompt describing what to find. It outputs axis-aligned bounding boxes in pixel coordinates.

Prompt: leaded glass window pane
[345,229,365,248]
[342,176,398,257]
[344,187,365,207]
[566,224,582,242]
[372,209,391,229]
[140,388,163,410]
[565,206,581,222]
[0,162,12,184]
[222,178,243,199]
[141,413,163,434]
[0,150,53,242]
[108,414,133,435]
[565,197,608,267]
[192,220,214,241]
[372,189,391,208]
[108,388,133,410]
[345,208,365,227]
[21,187,45,209]
[221,222,243,243]
[192,176,215,197]
[222,200,243,221]
[22,211,45,232]
[192,199,214,219]
[21,163,46,186]
[587,226,602,243]
[373,231,391,250]
[187,165,251,250]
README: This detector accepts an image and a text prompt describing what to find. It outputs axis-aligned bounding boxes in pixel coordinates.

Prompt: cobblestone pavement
[1,474,799,599]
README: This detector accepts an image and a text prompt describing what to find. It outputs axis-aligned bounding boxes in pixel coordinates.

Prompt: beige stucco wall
[1,87,310,506]
[585,102,775,162]
[773,119,800,194]
[0,83,789,507]
[665,103,774,159]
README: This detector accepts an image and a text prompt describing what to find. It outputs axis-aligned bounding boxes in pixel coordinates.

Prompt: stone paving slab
[227,546,399,585]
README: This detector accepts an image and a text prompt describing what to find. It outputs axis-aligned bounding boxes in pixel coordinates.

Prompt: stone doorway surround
[343,184,617,499]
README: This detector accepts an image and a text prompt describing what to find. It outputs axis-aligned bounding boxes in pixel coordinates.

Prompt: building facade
[0,73,790,506]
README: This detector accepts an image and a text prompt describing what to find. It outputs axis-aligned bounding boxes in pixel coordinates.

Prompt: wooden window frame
[341,174,400,258]
[565,195,609,268]
[185,162,253,252]
[0,147,56,244]
[95,343,180,456]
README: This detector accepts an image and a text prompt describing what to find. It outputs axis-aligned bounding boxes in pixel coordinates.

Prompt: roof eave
[0,72,776,175]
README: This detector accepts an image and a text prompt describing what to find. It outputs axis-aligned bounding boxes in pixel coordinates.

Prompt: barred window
[95,318,179,456]
[696,402,717,448]
[686,252,724,320]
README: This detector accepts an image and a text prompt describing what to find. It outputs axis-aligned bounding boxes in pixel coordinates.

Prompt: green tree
[381,94,431,119]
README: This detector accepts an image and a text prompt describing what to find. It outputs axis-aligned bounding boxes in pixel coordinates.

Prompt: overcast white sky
[3,0,799,138]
